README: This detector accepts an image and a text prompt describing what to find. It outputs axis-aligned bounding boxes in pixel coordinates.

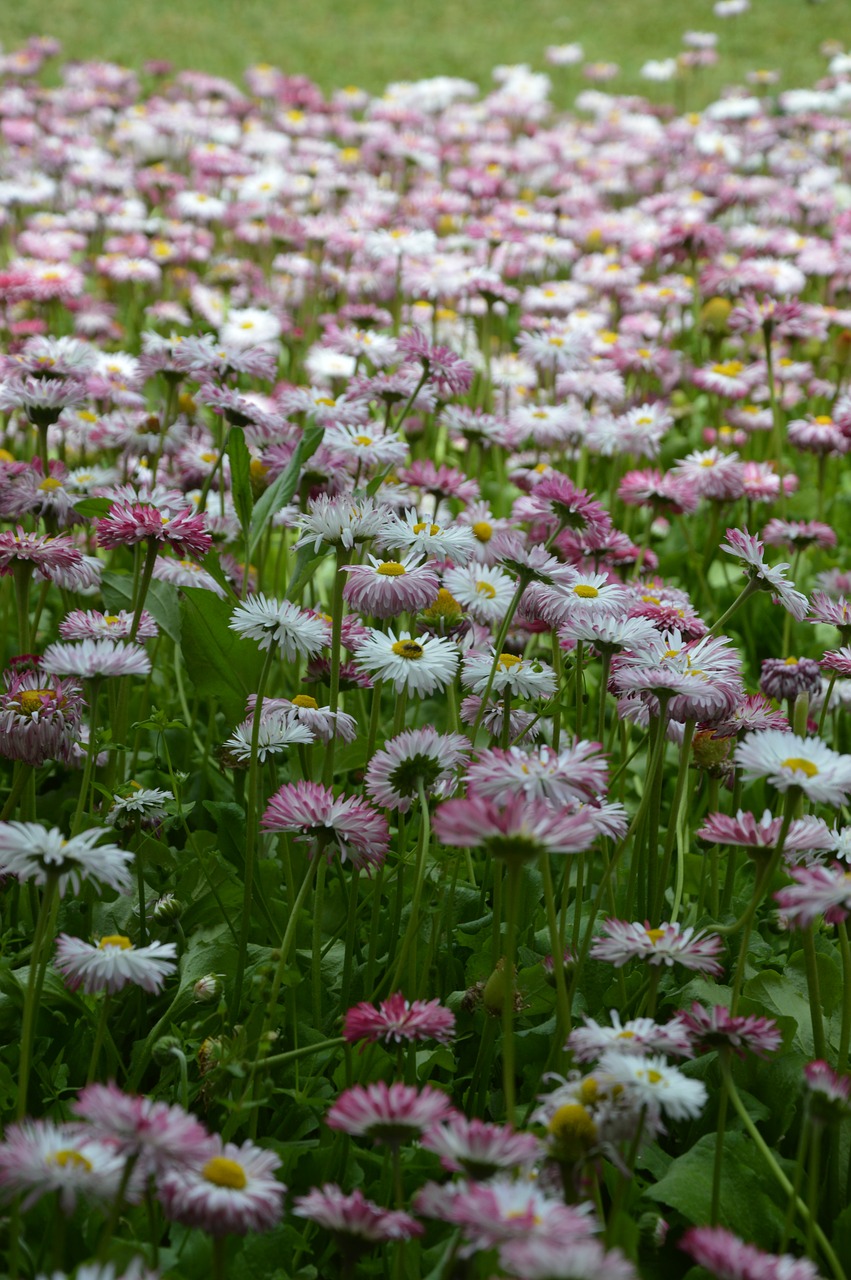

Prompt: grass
[1,0,846,106]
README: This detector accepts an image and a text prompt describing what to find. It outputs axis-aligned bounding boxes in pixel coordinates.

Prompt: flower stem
[17,875,59,1119]
[86,995,111,1085]
[541,853,571,1042]
[323,545,352,787]
[801,925,827,1061]
[501,858,522,1126]
[708,575,761,636]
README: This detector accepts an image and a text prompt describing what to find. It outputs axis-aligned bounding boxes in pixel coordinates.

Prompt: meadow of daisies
[5,20,851,1280]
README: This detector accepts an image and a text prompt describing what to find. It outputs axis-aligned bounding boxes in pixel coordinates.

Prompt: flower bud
[193,974,223,1003]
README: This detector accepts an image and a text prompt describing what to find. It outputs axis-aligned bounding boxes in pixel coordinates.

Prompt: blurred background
[1,0,845,105]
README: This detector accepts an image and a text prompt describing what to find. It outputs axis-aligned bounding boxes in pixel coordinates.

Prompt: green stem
[541,853,571,1042]
[388,779,430,993]
[801,926,827,1061]
[837,921,851,1073]
[17,875,59,1119]
[469,575,530,745]
[261,858,317,1041]
[323,545,352,787]
[708,576,761,637]
[233,643,278,1014]
[711,1052,731,1224]
[130,537,159,641]
[501,858,522,1125]
[212,1235,228,1280]
[86,995,111,1085]
[311,855,327,1028]
[720,1059,846,1280]
[653,719,695,921]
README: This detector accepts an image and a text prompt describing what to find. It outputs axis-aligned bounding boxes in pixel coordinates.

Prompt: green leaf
[226,425,254,530]
[178,587,263,723]
[73,496,114,519]
[101,570,182,643]
[248,422,324,557]
[286,547,327,600]
[199,549,236,597]
[645,1130,790,1248]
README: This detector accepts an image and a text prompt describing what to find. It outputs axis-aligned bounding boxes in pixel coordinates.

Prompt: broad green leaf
[101,570,182,642]
[248,422,324,556]
[179,586,263,722]
[73,496,114,519]
[645,1131,790,1247]
[226,425,254,530]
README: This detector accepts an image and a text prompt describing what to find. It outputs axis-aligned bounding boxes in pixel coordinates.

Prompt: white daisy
[223,709,314,763]
[0,823,134,896]
[377,507,477,564]
[600,1051,707,1122]
[461,649,557,701]
[735,730,851,806]
[442,564,518,624]
[354,629,460,696]
[40,639,152,679]
[229,595,327,659]
[54,934,178,994]
[293,493,389,553]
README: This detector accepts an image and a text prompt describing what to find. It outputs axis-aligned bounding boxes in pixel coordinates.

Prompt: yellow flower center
[699,457,717,468]
[645,1069,664,1085]
[353,435,373,446]
[573,584,599,599]
[497,653,521,670]
[38,477,62,492]
[104,616,120,625]
[413,522,440,536]
[711,360,743,376]
[377,561,406,576]
[548,1103,598,1146]
[781,757,819,778]
[202,1157,247,1190]
[291,694,319,710]
[391,640,424,660]
[577,1076,599,1106]
[784,656,798,666]
[17,689,53,715]
[472,521,493,542]
[98,935,133,950]
[49,1149,92,1171]
[476,581,497,599]
[645,927,666,944]
[815,415,833,425]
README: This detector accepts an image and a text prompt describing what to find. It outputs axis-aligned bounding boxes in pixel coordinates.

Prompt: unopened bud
[193,974,223,1003]
[152,893,183,924]
[152,1035,182,1067]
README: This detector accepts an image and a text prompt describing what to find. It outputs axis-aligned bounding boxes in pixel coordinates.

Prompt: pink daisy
[681,1227,819,1280]
[292,1183,423,1243]
[676,1004,782,1058]
[342,553,439,619]
[590,920,724,975]
[433,792,598,860]
[343,992,456,1046]
[326,1082,453,1144]
[97,503,212,558]
[158,1136,284,1236]
[364,726,468,811]
[262,781,389,870]
[72,1083,212,1176]
[421,1116,541,1177]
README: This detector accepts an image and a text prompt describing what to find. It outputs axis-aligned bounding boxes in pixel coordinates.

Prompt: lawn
[2,0,846,105]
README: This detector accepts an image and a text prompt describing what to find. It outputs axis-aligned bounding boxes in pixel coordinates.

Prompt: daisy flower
[223,708,314,763]
[677,1004,782,1058]
[774,863,851,928]
[245,694,357,744]
[293,493,388,553]
[600,1051,708,1122]
[73,1083,212,1176]
[59,609,159,641]
[681,1226,820,1280]
[364,726,468,810]
[343,992,456,1046]
[461,649,557,700]
[803,1060,851,1120]
[568,1011,694,1062]
[442,563,518,624]
[342,553,439,619]
[262,781,389,870]
[0,823,134,896]
[735,730,851,805]
[526,574,629,628]
[377,507,477,564]
[0,527,91,587]
[107,787,174,829]
[421,1116,541,1178]
[720,528,809,621]
[433,792,598,860]
[0,1119,130,1214]
[500,1236,637,1280]
[54,934,178,994]
[159,1137,285,1236]
[326,1082,453,1144]
[292,1184,423,1243]
[152,556,228,598]
[590,920,724,975]
[97,503,212,558]
[697,809,833,855]
[229,595,327,659]
[0,670,84,767]
[353,628,459,697]
[416,1175,595,1254]
[460,694,542,743]
[759,656,822,703]
[465,742,608,805]
[41,639,152,679]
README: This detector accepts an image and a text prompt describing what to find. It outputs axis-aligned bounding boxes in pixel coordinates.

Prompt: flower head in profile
[343,992,456,1047]
[0,823,133,896]
[365,726,468,810]
[735,730,851,805]
[229,595,327,659]
[676,1004,782,1058]
[41,639,152,679]
[421,1115,541,1179]
[55,934,178,995]
[262,781,389,869]
[293,1183,423,1244]
[326,1082,453,1145]
[433,792,598,860]
[680,1226,819,1280]
[0,670,84,767]
[590,920,724,975]
[72,1083,211,1176]
[0,1118,131,1214]
[97,503,211,558]
[720,527,808,621]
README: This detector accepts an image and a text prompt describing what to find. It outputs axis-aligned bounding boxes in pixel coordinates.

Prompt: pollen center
[413,522,440,535]
[17,689,52,714]
[573,584,599,599]
[377,561,406,576]
[645,927,666,944]
[291,694,319,709]
[781,757,819,778]
[202,1156,247,1189]
[391,640,424,660]
[472,521,493,542]
[99,935,133,950]
[497,653,521,670]
[49,1149,92,1171]
[476,581,497,598]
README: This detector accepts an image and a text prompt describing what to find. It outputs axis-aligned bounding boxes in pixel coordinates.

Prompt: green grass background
[1,0,848,104]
